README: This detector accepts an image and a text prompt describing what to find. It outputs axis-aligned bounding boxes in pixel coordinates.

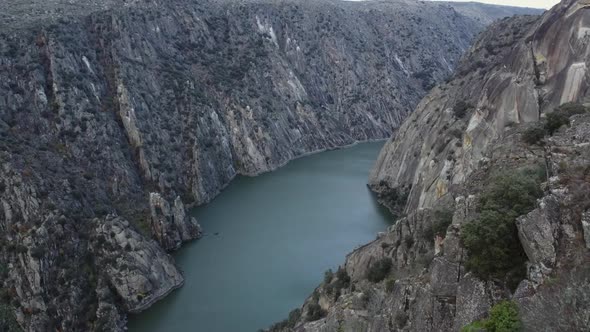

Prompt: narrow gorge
[0,0,548,331]
[275,0,590,331]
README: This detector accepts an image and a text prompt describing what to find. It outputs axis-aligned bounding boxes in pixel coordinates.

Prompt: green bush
[335,267,351,287]
[385,276,396,293]
[324,269,334,284]
[0,303,20,332]
[461,320,485,332]
[545,112,570,135]
[486,301,522,331]
[557,102,588,116]
[367,258,392,283]
[522,125,546,145]
[433,209,453,237]
[268,308,302,330]
[423,208,454,242]
[461,168,543,283]
[325,267,351,300]
[544,102,589,135]
[462,301,522,332]
[306,303,326,322]
[453,101,472,118]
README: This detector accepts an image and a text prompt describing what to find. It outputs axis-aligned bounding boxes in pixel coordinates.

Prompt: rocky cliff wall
[275,1,590,331]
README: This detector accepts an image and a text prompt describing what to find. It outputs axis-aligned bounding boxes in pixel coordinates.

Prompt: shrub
[522,125,546,145]
[335,267,351,287]
[545,112,570,135]
[449,128,463,139]
[461,320,485,332]
[542,102,589,136]
[423,208,454,242]
[453,101,472,118]
[461,168,543,284]
[269,308,302,330]
[323,269,334,284]
[0,303,20,332]
[30,247,45,259]
[367,258,392,283]
[557,102,587,116]
[385,276,396,293]
[395,311,409,328]
[306,303,326,322]
[462,301,522,332]
[432,208,453,237]
[404,235,415,249]
[325,267,351,300]
[486,300,522,331]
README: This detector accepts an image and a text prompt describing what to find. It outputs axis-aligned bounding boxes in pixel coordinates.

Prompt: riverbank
[128,142,394,332]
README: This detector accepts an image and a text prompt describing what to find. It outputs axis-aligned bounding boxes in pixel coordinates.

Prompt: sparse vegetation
[306,303,326,322]
[385,276,396,293]
[324,269,334,284]
[268,308,302,331]
[325,267,351,301]
[453,101,473,118]
[545,112,570,135]
[522,125,546,145]
[0,302,21,332]
[423,208,454,241]
[461,168,544,287]
[461,300,522,332]
[394,311,409,328]
[522,102,589,145]
[367,257,393,283]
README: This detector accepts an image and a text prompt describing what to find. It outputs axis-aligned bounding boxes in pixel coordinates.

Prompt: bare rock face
[149,193,201,251]
[91,215,184,313]
[516,196,560,272]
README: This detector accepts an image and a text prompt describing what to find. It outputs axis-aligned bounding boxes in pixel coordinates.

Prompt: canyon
[0,0,543,331]
[275,0,590,331]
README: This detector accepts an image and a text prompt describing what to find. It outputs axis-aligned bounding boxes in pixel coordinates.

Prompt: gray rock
[276,1,590,331]
[91,214,184,313]
[516,196,560,269]
[582,210,590,249]
[149,193,201,251]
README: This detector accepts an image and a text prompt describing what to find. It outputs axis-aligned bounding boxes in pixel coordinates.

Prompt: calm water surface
[128,142,393,332]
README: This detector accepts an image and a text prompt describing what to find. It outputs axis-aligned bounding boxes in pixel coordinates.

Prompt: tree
[461,168,543,285]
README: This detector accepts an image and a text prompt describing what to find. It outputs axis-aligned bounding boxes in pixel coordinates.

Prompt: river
[128,141,393,332]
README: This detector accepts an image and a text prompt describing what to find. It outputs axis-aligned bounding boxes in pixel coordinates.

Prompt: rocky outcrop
[275,1,590,331]
[149,193,201,251]
[516,196,560,273]
[91,215,184,313]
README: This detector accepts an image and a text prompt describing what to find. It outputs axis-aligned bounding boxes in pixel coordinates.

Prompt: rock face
[149,193,201,251]
[91,215,184,314]
[0,0,536,330]
[273,1,590,331]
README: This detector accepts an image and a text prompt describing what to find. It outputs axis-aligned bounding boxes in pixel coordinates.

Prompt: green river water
[128,141,393,332]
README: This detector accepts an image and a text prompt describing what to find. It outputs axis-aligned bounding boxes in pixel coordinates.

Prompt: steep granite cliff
[274,0,590,331]
[0,0,534,330]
